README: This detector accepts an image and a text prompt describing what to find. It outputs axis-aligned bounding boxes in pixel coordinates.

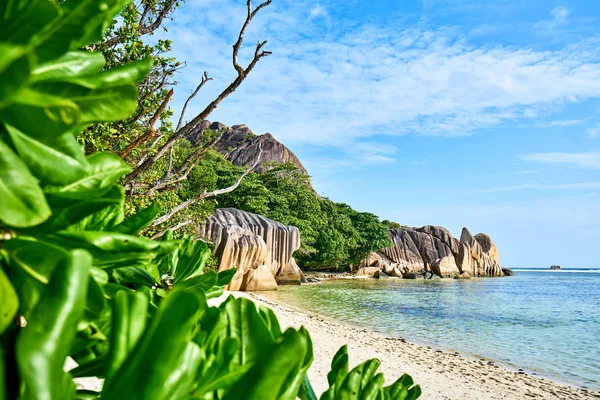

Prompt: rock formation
[365,225,504,278]
[187,121,308,175]
[550,265,562,270]
[198,208,305,291]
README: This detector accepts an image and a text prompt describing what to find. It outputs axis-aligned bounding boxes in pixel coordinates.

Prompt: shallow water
[265,269,600,389]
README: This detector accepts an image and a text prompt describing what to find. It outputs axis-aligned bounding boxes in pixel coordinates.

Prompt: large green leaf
[0,137,51,227]
[106,291,148,380]
[53,152,131,195]
[101,291,203,399]
[0,88,80,136]
[220,297,279,365]
[30,51,105,82]
[31,80,139,124]
[0,267,19,335]
[0,44,31,104]
[16,250,91,399]
[46,0,133,60]
[0,0,60,47]
[173,237,211,283]
[47,231,180,270]
[223,327,313,400]
[36,185,124,233]
[112,203,161,235]
[5,124,89,186]
[3,237,68,317]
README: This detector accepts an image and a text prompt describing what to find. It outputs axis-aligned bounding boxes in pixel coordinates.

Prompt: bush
[0,1,420,399]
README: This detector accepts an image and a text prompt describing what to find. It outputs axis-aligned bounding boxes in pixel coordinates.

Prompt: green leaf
[112,203,161,235]
[29,186,124,233]
[3,238,68,318]
[0,267,19,335]
[46,231,179,270]
[110,267,157,288]
[30,51,105,82]
[217,268,237,286]
[173,237,211,283]
[0,138,51,227]
[51,0,134,57]
[65,59,153,88]
[5,124,89,186]
[0,0,60,47]
[106,291,148,380]
[30,81,138,124]
[16,249,91,399]
[223,327,313,400]
[54,152,131,195]
[176,270,217,294]
[0,88,80,136]
[101,291,203,400]
[0,44,31,104]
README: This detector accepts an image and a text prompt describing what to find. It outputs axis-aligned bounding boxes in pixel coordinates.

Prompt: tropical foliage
[0,1,420,399]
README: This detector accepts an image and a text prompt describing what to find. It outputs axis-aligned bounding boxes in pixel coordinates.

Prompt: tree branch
[147,143,264,228]
[125,0,272,185]
[176,71,212,131]
[149,219,194,240]
[119,88,173,159]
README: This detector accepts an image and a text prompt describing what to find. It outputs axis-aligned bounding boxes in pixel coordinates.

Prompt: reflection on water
[265,271,600,389]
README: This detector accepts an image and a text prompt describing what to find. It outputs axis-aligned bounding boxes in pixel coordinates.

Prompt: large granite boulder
[198,208,305,291]
[457,228,504,277]
[366,226,503,278]
[187,121,308,175]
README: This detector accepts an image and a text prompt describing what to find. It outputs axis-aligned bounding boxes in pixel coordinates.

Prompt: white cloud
[536,119,581,128]
[587,124,600,138]
[535,6,570,30]
[309,4,327,19]
[520,152,600,169]
[551,6,570,22]
[163,1,600,149]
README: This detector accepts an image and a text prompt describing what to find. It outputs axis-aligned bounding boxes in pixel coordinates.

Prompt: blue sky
[162,0,600,268]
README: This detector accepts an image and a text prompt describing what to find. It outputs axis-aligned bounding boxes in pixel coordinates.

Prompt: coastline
[233,291,600,400]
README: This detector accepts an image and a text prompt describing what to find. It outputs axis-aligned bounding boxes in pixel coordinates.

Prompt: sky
[161,0,600,268]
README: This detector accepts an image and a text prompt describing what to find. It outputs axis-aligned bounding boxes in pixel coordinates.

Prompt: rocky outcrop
[366,225,504,278]
[502,267,515,276]
[187,121,308,175]
[198,208,305,291]
[356,266,381,278]
[550,265,562,270]
[457,228,504,277]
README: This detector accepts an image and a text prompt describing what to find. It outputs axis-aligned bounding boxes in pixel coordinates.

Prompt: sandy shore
[236,291,600,400]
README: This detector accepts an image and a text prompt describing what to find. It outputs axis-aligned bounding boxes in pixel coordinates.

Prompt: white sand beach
[239,292,600,400]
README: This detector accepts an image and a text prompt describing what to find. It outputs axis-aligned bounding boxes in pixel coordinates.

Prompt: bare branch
[148,144,264,228]
[233,0,272,77]
[176,71,212,130]
[147,133,223,194]
[125,0,272,185]
[119,89,173,159]
[149,219,194,240]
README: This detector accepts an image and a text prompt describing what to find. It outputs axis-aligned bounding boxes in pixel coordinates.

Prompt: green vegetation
[0,1,420,399]
[193,156,393,270]
[382,220,403,230]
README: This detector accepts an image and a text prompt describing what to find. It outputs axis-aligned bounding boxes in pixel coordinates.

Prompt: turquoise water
[265,270,600,389]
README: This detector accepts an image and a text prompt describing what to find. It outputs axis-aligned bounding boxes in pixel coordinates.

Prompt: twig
[176,72,212,131]
[119,89,174,159]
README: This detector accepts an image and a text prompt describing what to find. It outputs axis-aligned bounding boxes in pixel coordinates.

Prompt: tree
[79,0,275,232]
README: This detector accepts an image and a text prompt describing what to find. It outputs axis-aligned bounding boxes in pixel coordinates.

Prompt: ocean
[264,269,600,389]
